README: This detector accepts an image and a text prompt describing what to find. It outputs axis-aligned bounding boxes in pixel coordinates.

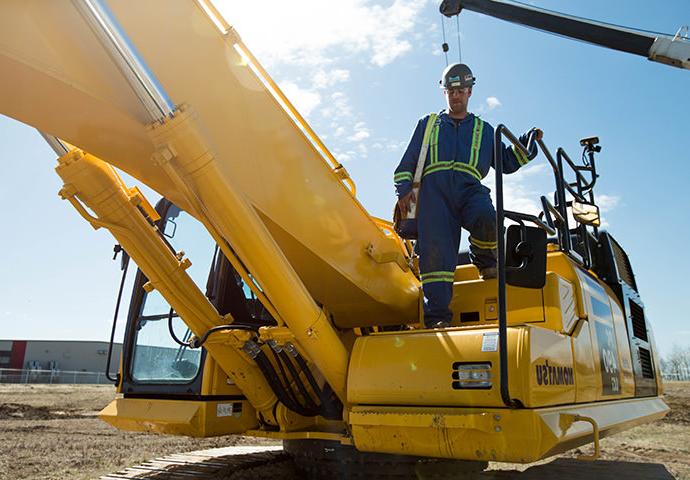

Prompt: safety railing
[0,368,114,385]
[493,125,600,407]
[535,137,600,269]
[494,125,553,407]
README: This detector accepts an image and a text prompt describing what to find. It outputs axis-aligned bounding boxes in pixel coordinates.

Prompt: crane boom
[440,0,690,70]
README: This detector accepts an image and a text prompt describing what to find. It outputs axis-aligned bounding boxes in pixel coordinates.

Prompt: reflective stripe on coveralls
[469,118,484,168]
[430,122,440,164]
[422,117,484,181]
[469,236,498,249]
[511,144,530,166]
[392,113,438,190]
[420,270,456,285]
[394,171,413,182]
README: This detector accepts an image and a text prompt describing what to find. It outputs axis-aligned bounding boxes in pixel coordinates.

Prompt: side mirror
[505,225,547,289]
[163,218,178,238]
[572,201,601,227]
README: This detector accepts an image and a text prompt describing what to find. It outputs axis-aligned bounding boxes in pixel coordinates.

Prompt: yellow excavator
[1,0,686,476]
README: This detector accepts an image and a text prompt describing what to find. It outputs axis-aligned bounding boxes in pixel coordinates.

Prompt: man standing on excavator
[394,63,542,329]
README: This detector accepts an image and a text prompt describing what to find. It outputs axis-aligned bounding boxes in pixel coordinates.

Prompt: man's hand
[397,190,416,214]
[533,128,544,141]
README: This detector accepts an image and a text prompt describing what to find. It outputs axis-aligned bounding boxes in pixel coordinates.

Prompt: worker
[394,63,542,329]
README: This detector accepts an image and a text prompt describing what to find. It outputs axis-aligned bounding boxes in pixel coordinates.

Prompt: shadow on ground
[101,451,676,480]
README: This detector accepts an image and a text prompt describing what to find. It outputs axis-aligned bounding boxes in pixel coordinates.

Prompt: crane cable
[441,15,449,65]
[456,14,462,62]
[440,13,464,66]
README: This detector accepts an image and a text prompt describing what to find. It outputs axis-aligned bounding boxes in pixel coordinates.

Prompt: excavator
[1,0,687,477]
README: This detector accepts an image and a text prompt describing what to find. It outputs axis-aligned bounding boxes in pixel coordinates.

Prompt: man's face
[444,86,472,115]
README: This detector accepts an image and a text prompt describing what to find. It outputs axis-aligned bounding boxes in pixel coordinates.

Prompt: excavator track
[99,444,675,479]
[99,446,294,480]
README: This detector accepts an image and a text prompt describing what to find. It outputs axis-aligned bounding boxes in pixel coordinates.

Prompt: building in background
[0,339,121,372]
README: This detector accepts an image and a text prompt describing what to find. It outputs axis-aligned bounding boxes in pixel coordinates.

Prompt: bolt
[495,426,502,432]
[494,414,501,421]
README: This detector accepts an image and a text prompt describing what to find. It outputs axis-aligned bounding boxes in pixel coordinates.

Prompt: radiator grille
[639,347,654,379]
[610,236,637,291]
[629,300,648,341]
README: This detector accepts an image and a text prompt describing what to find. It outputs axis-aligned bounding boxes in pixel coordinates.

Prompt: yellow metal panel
[348,325,575,408]
[449,279,544,326]
[570,319,598,403]
[201,355,246,397]
[524,327,576,407]
[610,299,636,397]
[542,273,578,333]
[453,264,480,282]
[348,397,668,462]
[99,398,257,437]
[348,327,515,407]
[576,269,629,401]
[545,253,588,319]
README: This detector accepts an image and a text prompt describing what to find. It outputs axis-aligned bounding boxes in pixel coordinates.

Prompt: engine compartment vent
[638,347,654,379]
[629,300,648,341]
[610,236,637,291]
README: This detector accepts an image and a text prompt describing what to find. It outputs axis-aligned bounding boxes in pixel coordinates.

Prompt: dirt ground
[1,382,688,480]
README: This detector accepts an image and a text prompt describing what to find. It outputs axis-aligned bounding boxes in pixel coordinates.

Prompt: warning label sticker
[481,332,499,352]
[216,403,234,417]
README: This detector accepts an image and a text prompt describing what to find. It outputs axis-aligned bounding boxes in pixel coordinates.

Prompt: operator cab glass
[130,204,212,383]
[121,199,275,394]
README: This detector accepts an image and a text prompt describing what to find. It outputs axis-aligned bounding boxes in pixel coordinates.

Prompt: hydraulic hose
[105,247,130,384]
[279,350,319,410]
[254,349,319,417]
[270,348,302,409]
[293,352,323,399]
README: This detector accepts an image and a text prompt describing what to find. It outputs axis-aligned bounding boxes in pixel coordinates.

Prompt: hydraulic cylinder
[147,105,350,402]
[55,148,278,423]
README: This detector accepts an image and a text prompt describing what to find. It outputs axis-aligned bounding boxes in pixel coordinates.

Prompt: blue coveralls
[394,111,537,326]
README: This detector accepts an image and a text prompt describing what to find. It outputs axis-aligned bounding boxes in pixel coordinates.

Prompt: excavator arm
[440,0,690,70]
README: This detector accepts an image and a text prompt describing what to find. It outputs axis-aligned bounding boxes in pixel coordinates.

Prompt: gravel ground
[1,382,688,480]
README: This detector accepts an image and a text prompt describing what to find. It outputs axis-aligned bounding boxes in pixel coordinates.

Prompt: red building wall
[10,341,27,369]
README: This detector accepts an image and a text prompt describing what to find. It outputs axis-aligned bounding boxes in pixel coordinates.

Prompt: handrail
[534,138,572,252]
[493,123,533,408]
[557,147,597,193]
[494,125,605,407]
[505,210,556,236]
[539,195,565,229]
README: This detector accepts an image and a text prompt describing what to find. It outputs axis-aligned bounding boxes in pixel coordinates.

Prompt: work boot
[479,267,497,280]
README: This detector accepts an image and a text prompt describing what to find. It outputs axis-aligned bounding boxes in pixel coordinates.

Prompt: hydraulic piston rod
[55,148,279,424]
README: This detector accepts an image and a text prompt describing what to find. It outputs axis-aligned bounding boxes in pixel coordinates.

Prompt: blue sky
[0,0,688,357]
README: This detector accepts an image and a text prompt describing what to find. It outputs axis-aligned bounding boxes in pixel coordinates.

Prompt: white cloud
[334,150,356,163]
[348,122,370,142]
[486,96,502,110]
[313,69,350,89]
[213,0,434,165]
[321,91,354,120]
[597,194,620,212]
[386,140,408,152]
[216,0,429,67]
[279,81,321,117]
[482,163,550,216]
